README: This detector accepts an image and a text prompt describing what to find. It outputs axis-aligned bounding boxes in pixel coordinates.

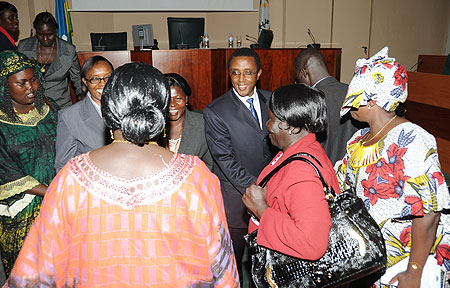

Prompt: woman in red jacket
[243,84,339,261]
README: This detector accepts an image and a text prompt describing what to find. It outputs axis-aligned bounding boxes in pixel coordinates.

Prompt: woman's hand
[389,212,440,288]
[389,268,421,288]
[242,182,268,219]
[26,184,48,197]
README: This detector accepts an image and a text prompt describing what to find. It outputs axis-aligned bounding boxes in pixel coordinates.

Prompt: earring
[110,129,114,140]
[163,128,167,138]
[288,130,292,135]
[368,104,371,110]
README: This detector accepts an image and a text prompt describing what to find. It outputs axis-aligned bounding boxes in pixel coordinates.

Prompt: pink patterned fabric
[8,153,239,287]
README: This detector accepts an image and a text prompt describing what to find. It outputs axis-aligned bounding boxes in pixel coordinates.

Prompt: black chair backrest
[258,29,273,49]
[167,17,205,49]
[90,32,127,51]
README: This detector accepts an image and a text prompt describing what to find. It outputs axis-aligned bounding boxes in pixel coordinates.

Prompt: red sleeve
[256,162,332,260]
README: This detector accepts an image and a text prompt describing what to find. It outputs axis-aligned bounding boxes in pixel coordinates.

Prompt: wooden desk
[405,72,450,173]
[417,54,447,74]
[77,48,342,110]
[77,51,131,70]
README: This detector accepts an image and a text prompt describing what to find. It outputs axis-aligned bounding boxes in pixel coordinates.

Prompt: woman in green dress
[0,50,58,277]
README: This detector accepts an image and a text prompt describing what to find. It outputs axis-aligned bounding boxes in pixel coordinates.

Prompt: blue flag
[55,0,73,43]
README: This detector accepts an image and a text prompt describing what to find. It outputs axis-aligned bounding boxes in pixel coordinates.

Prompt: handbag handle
[257,152,337,200]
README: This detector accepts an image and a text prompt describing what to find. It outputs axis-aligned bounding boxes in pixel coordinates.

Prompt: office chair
[90,32,127,51]
[167,17,205,49]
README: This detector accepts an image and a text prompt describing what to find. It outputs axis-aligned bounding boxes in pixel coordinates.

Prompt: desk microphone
[410,58,423,72]
[176,28,189,49]
[307,28,320,49]
[93,36,106,51]
[246,34,258,42]
[246,34,263,48]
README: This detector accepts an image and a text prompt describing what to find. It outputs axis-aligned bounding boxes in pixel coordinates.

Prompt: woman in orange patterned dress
[7,62,239,288]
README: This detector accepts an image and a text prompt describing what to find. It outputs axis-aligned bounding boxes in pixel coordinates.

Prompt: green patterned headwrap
[0,50,42,101]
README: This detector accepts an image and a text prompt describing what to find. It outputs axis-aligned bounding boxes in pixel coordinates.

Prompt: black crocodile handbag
[244,153,387,287]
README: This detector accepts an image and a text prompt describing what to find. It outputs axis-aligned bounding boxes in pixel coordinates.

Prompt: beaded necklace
[348,115,397,168]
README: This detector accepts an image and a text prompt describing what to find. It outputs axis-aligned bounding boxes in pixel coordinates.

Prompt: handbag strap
[257,152,337,200]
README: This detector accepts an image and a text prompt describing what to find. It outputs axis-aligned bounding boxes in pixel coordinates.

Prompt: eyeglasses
[86,76,110,85]
[230,70,258,77]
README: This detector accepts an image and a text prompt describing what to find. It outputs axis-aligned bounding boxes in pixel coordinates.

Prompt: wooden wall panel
[405,101,450,142]
[130,51,152,65]
[408,72,450,109]
[224,48,342,94]
[151,50,216,110]
[76,48,341,110]
[436,138,450,175]
[417,55,447,74]
[405,72,450,174]
[77,51,131,70]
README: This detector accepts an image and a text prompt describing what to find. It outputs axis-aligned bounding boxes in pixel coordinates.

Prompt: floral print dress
[335,121,450,286]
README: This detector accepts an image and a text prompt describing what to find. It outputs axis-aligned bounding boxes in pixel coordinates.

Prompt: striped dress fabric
[8,153,239,287]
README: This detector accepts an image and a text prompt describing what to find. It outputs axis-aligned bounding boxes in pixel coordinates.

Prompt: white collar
[312,76,332,88]
[232,87,258,100]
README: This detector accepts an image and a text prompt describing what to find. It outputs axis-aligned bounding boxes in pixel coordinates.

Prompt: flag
[258,0,270,34]
[55,0,73,43]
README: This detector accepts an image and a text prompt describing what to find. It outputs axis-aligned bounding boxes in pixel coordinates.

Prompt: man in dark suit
[204,48,275,285]
[295,47,361,164]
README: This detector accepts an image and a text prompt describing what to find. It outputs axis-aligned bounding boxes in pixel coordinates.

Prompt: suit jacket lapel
[230,89,263,132]
[178,109,193,152]
[80,97,103,130]
[46,38,63,75]
[27,38,38,59]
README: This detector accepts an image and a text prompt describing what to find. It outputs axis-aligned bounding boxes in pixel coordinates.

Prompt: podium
[76,48,342,110]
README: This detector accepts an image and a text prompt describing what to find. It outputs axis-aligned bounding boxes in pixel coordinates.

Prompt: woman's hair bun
[101,62,170,144]
[121,105,165,145]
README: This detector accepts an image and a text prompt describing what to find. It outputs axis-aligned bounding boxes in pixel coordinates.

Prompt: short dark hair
[294,47,325,75]
[164,73,191,97]
[33,11,58,30]
[81,55,113,95]
[101,62,170,145]
[227,48,261,72]
[0,2,17,17]
[270,83,327,133]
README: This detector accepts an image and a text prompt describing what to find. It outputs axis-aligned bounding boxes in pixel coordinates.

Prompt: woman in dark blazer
[0,2,18,52]
[18,12,82,108]
[162,73,213,169]
[54,56,113,172]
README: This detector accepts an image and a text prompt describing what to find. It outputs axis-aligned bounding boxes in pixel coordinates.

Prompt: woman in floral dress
[336,47,450,287]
